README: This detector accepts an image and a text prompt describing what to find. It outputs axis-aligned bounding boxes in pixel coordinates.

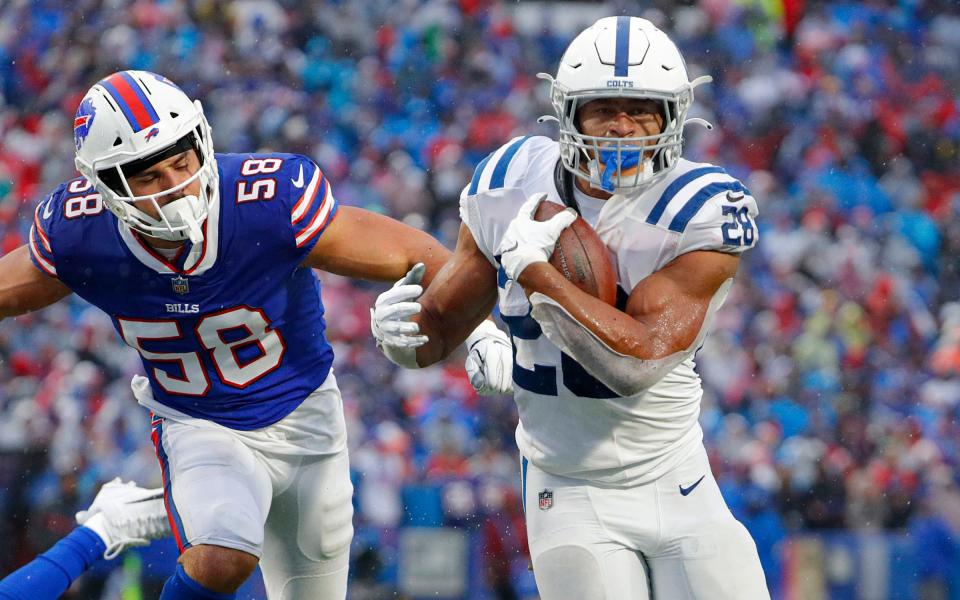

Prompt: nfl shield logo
[538,489,553,511]
[171,275,189,295]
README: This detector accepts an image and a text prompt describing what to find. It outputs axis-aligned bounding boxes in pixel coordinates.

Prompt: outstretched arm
[311,207,507,389]
[367,222,510,392]
[302,205,452,285]
[0,246,71,320]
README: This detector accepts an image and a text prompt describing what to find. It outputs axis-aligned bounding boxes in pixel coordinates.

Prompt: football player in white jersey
[371,16,769,599]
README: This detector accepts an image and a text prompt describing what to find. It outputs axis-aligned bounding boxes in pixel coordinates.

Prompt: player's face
[126,150,203,219]
[577,97,665,145]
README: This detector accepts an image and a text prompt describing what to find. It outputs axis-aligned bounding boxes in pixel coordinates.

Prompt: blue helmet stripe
[646,166,726,226]
[669,181,746,233]
[489,136,531,190]
[614,16,631,77]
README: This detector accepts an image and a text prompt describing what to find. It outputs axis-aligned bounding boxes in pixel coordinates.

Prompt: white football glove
[371,263,427,368]
[464,320,513,395]
[496,193,577,281]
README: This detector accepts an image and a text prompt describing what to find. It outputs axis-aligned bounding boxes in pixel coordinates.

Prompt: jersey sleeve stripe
[29,226,57,276]
[489,135,531,190]
[32,205,53,254]
[646,166,726,226]
[668,181,746,233]
[521,457,528,513]
[497,265,508,289]
[467,152,495,196]
[291,165,323,225]
[295,179,336,248]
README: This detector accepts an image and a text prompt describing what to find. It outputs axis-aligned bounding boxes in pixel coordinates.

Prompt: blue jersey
[29,153,338,430]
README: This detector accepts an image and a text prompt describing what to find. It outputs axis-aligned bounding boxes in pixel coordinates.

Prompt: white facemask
[157,195,205,244]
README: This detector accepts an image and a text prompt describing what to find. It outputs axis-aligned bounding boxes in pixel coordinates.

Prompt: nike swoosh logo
[130,492,166,503]
[679,475,706,496]
[292,165,305,188]
[726,191,744,202]
[42,200,54,219]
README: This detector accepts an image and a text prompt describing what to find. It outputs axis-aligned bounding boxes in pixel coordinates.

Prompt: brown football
[534,201,618,305]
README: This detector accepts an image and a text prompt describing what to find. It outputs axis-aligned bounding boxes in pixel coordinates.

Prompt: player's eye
[630,104,657,116]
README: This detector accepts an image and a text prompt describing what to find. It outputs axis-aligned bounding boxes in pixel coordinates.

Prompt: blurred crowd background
[1,0,959,598]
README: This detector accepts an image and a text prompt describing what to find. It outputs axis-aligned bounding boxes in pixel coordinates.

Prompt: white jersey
[459,135,758,486]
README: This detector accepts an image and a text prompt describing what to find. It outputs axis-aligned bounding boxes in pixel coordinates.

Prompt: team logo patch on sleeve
[539,489,554,511]
[74,97,97,151]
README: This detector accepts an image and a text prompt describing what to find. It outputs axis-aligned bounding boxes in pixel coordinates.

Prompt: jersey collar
[117,194,221,276]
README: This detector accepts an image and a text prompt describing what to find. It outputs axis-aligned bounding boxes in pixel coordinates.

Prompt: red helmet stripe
[100,72,161,132]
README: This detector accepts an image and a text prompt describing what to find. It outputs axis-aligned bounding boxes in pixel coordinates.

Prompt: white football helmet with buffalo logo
[74,70,218,243]
[539,17,713,193]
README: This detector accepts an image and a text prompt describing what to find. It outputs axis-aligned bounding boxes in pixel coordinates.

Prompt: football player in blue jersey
[373,17,769,600]
[0,71,512,600]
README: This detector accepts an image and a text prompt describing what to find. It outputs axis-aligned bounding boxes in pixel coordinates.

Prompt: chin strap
[553,159,581,215]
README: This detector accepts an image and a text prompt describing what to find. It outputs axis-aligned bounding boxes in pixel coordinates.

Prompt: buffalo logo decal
[74,97,97,151]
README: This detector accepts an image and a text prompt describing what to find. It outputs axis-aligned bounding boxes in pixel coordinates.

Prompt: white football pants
[521,445,769,600]
[150,379,354,599]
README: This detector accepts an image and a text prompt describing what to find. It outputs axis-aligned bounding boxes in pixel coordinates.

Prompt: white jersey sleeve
[637,161,759,263]
[677,184,758,256]
[459,135,561,267]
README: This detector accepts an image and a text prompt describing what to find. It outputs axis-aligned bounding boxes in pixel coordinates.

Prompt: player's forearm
[415,299,492,367]
[518,263,673,359]
[411,224,500,366]
[414,302,458,366]
[415,267,498,366]
[333,233,449,284]
[408,240,451,291]
[373,222,452,287]
[306,207,451,282]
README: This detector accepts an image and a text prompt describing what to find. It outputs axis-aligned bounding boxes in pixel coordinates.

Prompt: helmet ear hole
[112,137,123,147]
